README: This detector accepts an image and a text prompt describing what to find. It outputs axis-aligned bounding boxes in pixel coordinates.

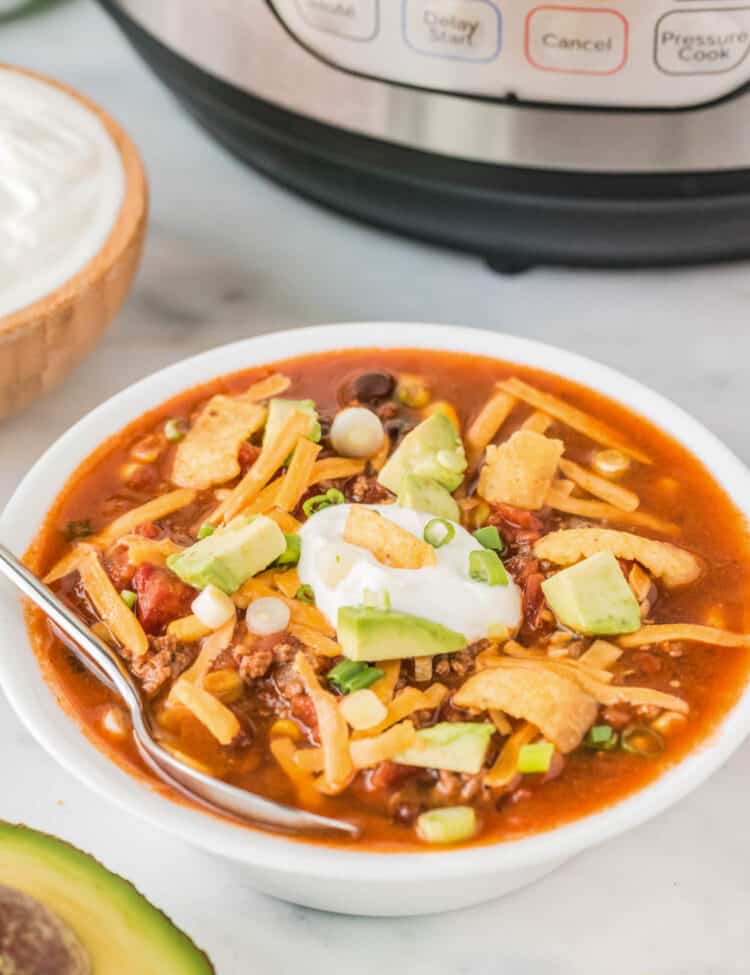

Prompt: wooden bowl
[0,65,148,421]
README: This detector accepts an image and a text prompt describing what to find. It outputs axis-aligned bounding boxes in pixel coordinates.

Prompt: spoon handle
[0,543,144,716]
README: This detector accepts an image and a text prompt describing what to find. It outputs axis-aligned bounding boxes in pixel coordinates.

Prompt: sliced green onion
[63,520,93,543]
[423,518,455,548]
[517,742,554,774]
[585,725,618,751]
[273,533,301,567]
[468,549,509,586]
[302,488,346,518]
[120,589,137,611]
[363,588,391,610]
[328,660,384,695]
[472,525,505,553]
[621,724,664,758]
[164,418,187,443]
[197,523,216,540]
[295,584,315,604]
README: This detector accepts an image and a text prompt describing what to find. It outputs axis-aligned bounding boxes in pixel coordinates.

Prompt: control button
[525,6,628,75]
[403,0,502,63]
[655,9,750,75]
[295,0,379,41]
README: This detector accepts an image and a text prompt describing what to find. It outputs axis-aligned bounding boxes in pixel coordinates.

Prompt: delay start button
[295,0,379,41]
[655,9,750,75]
[525,5,628,75]
[403,0,502,63]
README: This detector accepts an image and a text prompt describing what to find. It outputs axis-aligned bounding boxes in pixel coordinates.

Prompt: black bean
[351,372,395,403]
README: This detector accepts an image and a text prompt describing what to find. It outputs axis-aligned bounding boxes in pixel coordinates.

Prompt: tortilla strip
[466,386,517,459]
[501,640,615,684]
[353,684,447,739]
[558,458,640,512]
[454,664,598,753]
[619,624,750,649]
[309,458,367,483]
[267,510,302,535]
[350,720,417,769]
[275,438,321,512]
[274,568,301,599]
[579,639,623,672]
[478,431,564,510]
[521,411,552,434]
[293,748,325,773]
[545,487,679,537]
[288,623,341,658]
[499,378,651,464]
[485,721,537,788]
[534,527,701,587]
[174,617,236,690]
[369,433,391,473]
[166,614,213,643]
[171,395,266,490]
[210,411,313,524]
[370,660,401,705]
[294,652,353,789]
[488,708,513,736]
[344,505,436,569]
[77,547,149,658]
[244,373,291,401]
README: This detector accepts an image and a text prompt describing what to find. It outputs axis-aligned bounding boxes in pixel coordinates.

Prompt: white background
[2,2,749,971]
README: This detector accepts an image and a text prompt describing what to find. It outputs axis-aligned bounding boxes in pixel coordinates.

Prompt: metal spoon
[0,543,360,839]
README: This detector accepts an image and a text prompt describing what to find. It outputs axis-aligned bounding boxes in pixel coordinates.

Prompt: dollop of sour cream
[298,504,522,641]
[0,69,125,318]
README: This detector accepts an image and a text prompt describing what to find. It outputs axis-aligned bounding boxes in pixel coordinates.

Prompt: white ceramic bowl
[2,323,750,917]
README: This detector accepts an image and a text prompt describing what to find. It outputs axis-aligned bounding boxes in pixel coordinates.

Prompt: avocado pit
[0,885,90,975]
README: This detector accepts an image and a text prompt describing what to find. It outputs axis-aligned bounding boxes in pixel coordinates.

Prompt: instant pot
[101,1,750,267]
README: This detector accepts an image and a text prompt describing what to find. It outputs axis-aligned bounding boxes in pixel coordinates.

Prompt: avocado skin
[378,413,467,494]
[337,605,466,662]
[542,550,641,635]
[398,474,460,522]
[0,822,214,974]
[167,515,286,594]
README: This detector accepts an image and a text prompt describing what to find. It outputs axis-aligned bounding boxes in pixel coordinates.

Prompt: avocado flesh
[263,398,321,448]
[395,722,495,773]
[337,605,466,662]
[167,515,285,593]
[0,823,213,974]
[542,550,641,636]
[398,473,460,522]
[378,412,467,494]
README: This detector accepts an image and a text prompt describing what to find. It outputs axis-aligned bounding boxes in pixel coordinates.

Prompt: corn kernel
[424,400,460,430]
[202,669,243,703]
[396,374,431,409]
[270,718,303,742]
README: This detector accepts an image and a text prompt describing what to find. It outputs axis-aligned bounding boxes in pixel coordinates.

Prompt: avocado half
[0,822,213,974]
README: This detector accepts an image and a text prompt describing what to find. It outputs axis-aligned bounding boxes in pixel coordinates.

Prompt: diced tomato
[238,442,260,475]
[289,693,318,734]
[506,555,547,629]
[488,503,546,546]
[103,544,135,590]
[133,564,197,635]
[135,521,161,539]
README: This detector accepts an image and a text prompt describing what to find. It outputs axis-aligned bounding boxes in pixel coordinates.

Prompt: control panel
[268,0,750,107]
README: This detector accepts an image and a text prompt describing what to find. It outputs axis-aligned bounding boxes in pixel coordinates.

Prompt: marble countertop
[3,2,749,971]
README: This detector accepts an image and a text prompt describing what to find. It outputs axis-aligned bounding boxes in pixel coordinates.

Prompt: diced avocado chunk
[395,722,494,774]
[398,473,460,522]
[0,821,213,973]
[416,806,476,845]
[378,412,467,494]
[263,398,321,447]
[167,516,285,594]
[541,550,641,636]
[337,606,466,662]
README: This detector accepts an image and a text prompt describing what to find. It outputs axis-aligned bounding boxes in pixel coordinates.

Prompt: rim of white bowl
[2,322,750,882]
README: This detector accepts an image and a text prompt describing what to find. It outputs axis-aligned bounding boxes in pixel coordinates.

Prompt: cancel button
[526,6,628,75]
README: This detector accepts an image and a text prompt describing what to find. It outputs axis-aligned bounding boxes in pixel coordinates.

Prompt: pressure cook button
[403,0,502,63]
[655,9,750,75]
[525,5,628,75]
[295,0,379,41]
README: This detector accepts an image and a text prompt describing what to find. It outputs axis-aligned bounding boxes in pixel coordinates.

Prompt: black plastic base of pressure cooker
[102,1,750,269]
